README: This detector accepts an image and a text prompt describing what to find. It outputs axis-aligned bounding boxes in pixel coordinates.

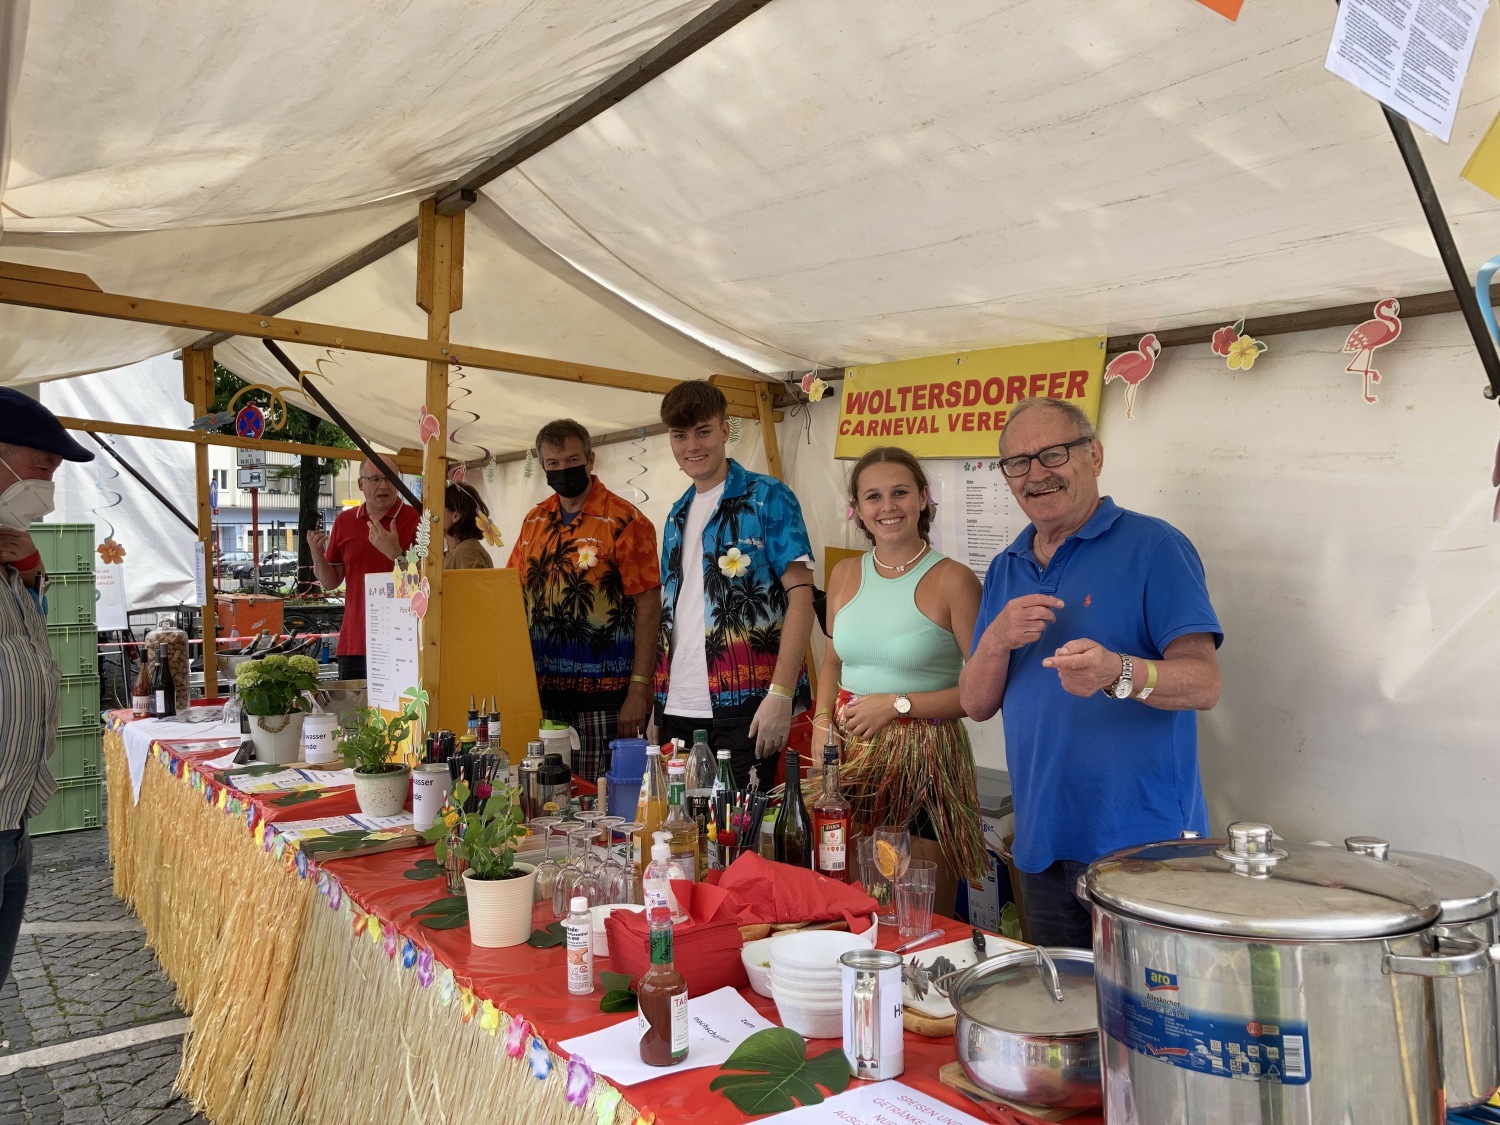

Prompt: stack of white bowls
[769,930,872,1039]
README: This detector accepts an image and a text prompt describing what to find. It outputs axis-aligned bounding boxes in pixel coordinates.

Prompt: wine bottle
[772,748,812,868]
[151,654,176,718]
[811,736,852,882]
[132,659,152,718]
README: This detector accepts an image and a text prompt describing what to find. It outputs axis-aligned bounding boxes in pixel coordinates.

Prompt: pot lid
[1345,838,1500,924]
[1086,823,1441,940]
[951,947,1098,1038]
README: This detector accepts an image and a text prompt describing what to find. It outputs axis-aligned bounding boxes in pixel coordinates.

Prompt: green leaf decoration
[411,895,469,930]
[708,1027,852,1116]
[600,989,638,1013]
[1232,318,1245,336]
[526,921,566,949]
[1255,339,1269,353]
[598,972,634,993]
[404,858,446,881]
[271,788,327,807]
[299,829,379,856]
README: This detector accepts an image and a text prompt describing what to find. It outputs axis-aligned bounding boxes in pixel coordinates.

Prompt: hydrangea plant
[234,654,320,716]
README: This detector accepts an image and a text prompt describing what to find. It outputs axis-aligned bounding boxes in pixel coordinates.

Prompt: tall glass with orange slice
[871,825,911,925]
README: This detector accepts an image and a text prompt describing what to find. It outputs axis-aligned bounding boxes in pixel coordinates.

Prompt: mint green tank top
[832,550,964,695]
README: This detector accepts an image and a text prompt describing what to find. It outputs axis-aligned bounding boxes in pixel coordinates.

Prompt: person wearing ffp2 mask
[0,387,96,992]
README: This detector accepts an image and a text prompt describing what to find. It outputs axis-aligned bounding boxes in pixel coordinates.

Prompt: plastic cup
[411,763,452,832]
[894,860,937,939]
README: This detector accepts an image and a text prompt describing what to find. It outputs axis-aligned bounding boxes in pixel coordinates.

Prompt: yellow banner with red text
[835,337,1105,459]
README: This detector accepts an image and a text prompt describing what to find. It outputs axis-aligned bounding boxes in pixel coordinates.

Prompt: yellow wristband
[629,674,652,686]
[1136,660,1158,698]
[814,708,832,719]
[768,683,794,700]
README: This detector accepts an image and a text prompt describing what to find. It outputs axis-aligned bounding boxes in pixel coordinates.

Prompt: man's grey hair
[1000,397,1097,453]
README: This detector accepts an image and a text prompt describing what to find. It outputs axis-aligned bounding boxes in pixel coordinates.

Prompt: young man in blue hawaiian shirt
[654,381,815,788]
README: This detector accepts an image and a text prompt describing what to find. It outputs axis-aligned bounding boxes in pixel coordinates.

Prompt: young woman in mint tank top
[814,447,986,912]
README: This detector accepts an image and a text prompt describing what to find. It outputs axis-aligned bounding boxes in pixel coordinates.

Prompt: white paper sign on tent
[95,562,128,630]
[364,572,419,711]
[1324,0,1487,143]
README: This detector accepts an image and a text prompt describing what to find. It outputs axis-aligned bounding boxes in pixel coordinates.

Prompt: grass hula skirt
[835,690,988,882]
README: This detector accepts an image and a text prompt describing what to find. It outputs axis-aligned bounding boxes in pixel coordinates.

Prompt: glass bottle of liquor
[663,759,699,883]
[637,906,688,1066]
[773,748,812,868]
[131,659,152,718]
[685,729,715,878]
[811,735,851,882]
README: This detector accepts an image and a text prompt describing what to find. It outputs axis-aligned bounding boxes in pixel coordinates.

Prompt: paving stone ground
[0,811,208,1125]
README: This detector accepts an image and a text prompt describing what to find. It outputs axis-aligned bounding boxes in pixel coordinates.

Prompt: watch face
[894,695,912,714]
[1113,681,1133,699]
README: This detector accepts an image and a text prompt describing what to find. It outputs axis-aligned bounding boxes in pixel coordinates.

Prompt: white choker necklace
[873,542,929,574]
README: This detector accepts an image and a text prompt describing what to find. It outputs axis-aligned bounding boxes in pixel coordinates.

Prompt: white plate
[902,933,1028,1019]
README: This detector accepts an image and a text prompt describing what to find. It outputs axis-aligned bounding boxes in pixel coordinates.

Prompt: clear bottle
[637,905,688,1067]
[685,729,715,879]
[708,748,737,870]
[564,895,594,996]
[773,748,812,868]
[811,736,852,882]
[664,760,699,883]
[633,744,670,869]
[642,830,689,924]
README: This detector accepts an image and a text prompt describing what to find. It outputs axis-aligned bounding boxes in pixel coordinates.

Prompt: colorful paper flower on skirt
[593,1087,623,1125]
[528,1037,552,1080]
[328,880,343,911]
[317,871,330,896]
[383,924,398,960]
[401,938,418,970]
[505,1015,532,1059]
[480,999,501,1034]
[352,911,367,937]
[634,1111,657,1125]
[575,544,598,570]
[415,947,434,987]
[460,988,478,1023]
[717,547,751,578]
[368,916,383,945]
[565,1055,595,1107]
[295,849,310,880]
[437,967,455,1005]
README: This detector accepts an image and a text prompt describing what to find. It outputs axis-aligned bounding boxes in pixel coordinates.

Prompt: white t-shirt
[665,482,724,718]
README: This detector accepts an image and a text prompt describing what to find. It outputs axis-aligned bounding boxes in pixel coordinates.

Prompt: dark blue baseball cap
[0,386,95,461]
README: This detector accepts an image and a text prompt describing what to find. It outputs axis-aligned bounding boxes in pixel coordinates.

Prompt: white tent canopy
[2,2,1499,868]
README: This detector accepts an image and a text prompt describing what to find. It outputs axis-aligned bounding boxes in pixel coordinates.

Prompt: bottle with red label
[811,734,851,882]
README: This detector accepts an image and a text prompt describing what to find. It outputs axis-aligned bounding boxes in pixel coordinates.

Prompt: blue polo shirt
[974,497,1222,873]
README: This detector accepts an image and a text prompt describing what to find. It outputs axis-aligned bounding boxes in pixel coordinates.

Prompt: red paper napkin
[707,853,879,933]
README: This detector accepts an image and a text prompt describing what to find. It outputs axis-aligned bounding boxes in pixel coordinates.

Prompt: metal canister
[1346,836,1500,1109]
[839,948,904,1080]
[519,740,546,821]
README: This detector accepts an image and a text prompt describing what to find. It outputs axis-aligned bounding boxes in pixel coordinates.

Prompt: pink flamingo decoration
[1103,333,1161,420]
[1342,298,1402,405]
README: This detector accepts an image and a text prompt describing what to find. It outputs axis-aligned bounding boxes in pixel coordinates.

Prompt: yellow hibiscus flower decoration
[1227,334,1267,370]
[576,544,598,569]
[717,547,751,578]
[476,510,503,548]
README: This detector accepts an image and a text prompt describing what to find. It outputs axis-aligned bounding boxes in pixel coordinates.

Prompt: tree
[209,364,354,595]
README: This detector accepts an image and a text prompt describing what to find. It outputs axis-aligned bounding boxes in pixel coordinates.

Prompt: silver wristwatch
[1107,655,1134,700]
[893,693,912,715]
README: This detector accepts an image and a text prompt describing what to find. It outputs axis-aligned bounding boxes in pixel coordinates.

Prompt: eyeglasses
[998,437,1092,479]
[358,474,387,484]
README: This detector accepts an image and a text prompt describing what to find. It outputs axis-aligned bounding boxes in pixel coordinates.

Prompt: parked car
[217,550,253,571]
[227,551,299,580]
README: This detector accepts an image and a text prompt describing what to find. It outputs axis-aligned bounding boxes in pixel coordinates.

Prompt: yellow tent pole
[182,348,219,698]
[415,200,463,724]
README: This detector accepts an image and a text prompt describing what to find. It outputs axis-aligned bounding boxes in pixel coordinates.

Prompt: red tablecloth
[138,718,1059,1124]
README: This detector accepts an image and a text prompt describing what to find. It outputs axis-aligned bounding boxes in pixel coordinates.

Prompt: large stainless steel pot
[1086,822,1452,1124]
[951,946,1101,1108]
[1345,836,1500,1109]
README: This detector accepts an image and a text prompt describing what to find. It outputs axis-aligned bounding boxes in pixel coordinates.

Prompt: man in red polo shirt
[307,455,420,679]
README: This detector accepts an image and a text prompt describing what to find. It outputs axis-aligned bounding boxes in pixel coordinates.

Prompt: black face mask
[545,464,591,499]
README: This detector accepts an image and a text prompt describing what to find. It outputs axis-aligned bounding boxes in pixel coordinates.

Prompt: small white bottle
[642,831,690,924]
[564,895,594,996]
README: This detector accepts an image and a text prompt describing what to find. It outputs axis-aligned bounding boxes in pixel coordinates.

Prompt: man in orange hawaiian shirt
[507,420,661,779]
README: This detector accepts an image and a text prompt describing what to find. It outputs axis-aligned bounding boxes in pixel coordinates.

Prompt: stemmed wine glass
[607,820,644,904]
[529,816,562,906]
[551,819,583,918]
[558,826,603,908]
[596,815,625,896]
[575,809,604,874]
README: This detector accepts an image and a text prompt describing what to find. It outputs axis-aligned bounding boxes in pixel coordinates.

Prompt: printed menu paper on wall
[836,337,1104,459]
[365,573,419,712]
[1324,0,1487,143]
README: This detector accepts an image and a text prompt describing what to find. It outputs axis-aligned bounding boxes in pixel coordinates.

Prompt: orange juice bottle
[633,744,670,869]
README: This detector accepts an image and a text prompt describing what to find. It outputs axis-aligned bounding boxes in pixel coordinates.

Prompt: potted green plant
[420,778,536,947]
[338,701,419,818]
[234,654,321,764]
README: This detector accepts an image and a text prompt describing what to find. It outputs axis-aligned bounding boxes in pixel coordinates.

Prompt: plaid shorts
[541,708,618,780]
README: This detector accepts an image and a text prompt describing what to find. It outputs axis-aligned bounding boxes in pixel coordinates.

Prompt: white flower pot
[352,767,411,818]
[463,864,538,949]
[250,712,308,765]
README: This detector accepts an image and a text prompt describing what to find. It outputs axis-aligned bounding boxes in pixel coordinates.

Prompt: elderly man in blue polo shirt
[0,388,96,988]
[960,395,1222,948]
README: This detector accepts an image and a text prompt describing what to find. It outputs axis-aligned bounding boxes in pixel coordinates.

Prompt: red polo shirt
[325,501,421,656]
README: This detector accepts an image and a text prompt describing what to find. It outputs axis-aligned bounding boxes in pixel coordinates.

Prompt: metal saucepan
[950,946,1101,1109]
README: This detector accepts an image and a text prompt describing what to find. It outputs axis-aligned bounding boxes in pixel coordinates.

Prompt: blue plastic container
[605,774,642,821]
[607,737,648,778]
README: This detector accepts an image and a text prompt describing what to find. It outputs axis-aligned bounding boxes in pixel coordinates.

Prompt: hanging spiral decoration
[91,439,127,561]
[623,427,650,504]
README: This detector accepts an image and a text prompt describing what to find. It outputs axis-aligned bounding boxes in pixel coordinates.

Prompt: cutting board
[903,933,1028,1019]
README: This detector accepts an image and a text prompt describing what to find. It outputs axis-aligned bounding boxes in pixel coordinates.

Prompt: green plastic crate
[57,675,101,728]
[44,572,96,626]
[47,624,98,679]
[30,778,102,836]
[27,522,95,576]
[50,724,102,782]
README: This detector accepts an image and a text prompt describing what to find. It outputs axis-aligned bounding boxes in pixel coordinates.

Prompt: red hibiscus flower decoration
[1211,321,1242,357]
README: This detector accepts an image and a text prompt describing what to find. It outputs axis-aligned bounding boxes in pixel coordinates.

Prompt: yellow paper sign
[835,337,1105,459]
[1462,108,1500,203]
